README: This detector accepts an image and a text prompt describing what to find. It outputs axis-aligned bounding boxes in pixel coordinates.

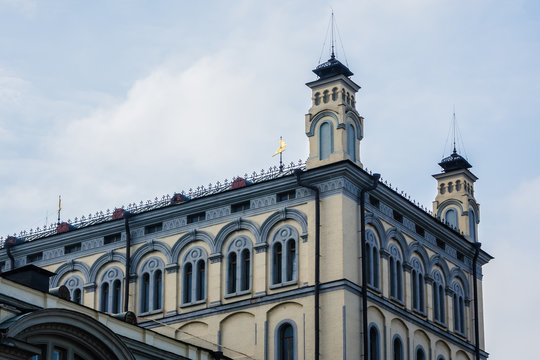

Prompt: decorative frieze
[163,217,187,231]
[251,195,276,209]
[206,206,231,220]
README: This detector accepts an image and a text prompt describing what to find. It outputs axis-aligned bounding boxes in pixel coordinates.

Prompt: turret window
[469,208,477,242]
[444,208,459,230]
[323,90,329,103]
[319,121,333,160]
[347,123,356,162]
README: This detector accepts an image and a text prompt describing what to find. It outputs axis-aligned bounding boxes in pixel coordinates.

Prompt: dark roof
[438,150,472,172]
[313,56,353,80]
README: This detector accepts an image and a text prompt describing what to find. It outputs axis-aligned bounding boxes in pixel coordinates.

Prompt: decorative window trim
[388,244,404,302]
[274,319,298,360]
[225,236,253,297]
[138,257,164,315]
[411,257,425,315]
[180,247,207,307]
[63,275,83,304]
[270,225,299,289]
[99,266,123,314]
[365,230,380,290]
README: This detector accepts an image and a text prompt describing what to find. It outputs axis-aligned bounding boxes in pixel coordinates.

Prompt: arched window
[433,270,446,324]
[444,208,459,230]
[347,123,356,162]
[411,257,425,314]
[226,236,252,296]
[314,92,321,106]
[182,247,207,305]
[388,244,403,301]
[437,356,446,360]
[99,267,123,314]
[323,90,329,103]
[139,257,164,313]
[453,281,466,334]
[368,325,380,360]
[319,121,333,160]
[416,347,426,360]
[271,226,298,287]
[331,87,338,101]
[365,230,379,289]
[469,209,477,242]
[393,336,403,360]
[276,322,296,360]
[63,275,83,304]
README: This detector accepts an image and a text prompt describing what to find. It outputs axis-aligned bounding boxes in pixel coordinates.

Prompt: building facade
[0,56,492,360]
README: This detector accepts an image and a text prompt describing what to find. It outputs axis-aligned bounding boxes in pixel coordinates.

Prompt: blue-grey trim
[318,120,334,160]
[407,336,411,360]
[383,323,387,360]
[171,230,214,263]
[129,240,172,274]
[414,344,426,360]
[449,267,470,299]
[217,329,222,352]
[368,322,382,360]
[365,214,385,248]
[274,319,298,360]
[214,218,261,253]
[428,255,451,281]
[409,243,430,270]
[435,200,465,219]
[343,306,347,360]
[50,260,91,287]
[260,208,308,245]
[255,322,258,345]
[89,251,126,283]
[385,228,410,262]
[392,334,404,360]
[345,112,363,140]
[303,313,306,360]
[264,320,268,360]
[306,111,339,137]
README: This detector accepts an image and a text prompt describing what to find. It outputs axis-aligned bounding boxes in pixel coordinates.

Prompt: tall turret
[305,55,364,170]
[432,149,480,242]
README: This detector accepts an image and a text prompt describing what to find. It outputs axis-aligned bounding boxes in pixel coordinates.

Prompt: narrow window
[393,337,403,360]
[319,122,332,160]
[183,263,192,303]
[390,257,396,298]
[228,252,237,293]
[241,248,250,291]
[369,326,379,360]
[396,260,403,300]
[416,348,426,360]
[273,242,283,284]
[64,242,81,254]
[27,252,43,263]
[445,208,459,229]
[286,239,296,282]
[469,209,477,242]
[347,123,356,162]
[104,233,122,244]
[279,323,295,360]
[231,201,251,213]
[73,288,82,304]
[372,246,379,288]
[366,243,373,286]
[141,273,150,313]
[412,270,418,310]
[112,279,122,314]
[197,260,205,301]
[277,190,296,202]
[439,285,445,321]
[154,270,162,310]
[101,283,109,312]
[145,222,163,234]
[187,212,206,224]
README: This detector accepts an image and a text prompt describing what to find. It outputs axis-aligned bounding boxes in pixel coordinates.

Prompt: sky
[0,0,538,358]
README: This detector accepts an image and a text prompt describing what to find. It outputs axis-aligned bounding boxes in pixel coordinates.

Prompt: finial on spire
[331,10,335,59]
[452,105,457,154]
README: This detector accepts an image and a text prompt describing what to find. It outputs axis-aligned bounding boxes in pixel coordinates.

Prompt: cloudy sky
[0,0,538,357]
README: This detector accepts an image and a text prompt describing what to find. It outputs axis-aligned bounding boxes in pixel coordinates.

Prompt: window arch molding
[181,246,208,306]
[384,228,410,261]
[346,112,363,140]
[365,214,385,245]
[270,225,299,287]
[225,235,253,297]
[214,218,261,253]
[415,345,427,360]
[99,266,124,314]
[138,256,165,314]
[129,240,172,274]
[88,251,126,284]
[274,319,298,360]
[448,268,470,299]
[388,243,404,302]
[260,209,308,247]
[306,111,339,137]
[171,230,214,266]
[436,200,465,219]
[428,255,451,281]
[51,260,90,287]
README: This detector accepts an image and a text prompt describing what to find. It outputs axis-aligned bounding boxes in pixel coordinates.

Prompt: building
[0,54,492,360]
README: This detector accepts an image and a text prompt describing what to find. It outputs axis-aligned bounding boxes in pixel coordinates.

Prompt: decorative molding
[163,217,187,231]
[206,206,231,221]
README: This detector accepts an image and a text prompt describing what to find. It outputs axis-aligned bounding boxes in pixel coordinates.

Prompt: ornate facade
[0,55,492,360]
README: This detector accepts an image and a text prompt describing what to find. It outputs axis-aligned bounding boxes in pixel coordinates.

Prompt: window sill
[180,299,206,308]
[139,308,163,316]
[367,284,381,294]
[269,280,298,290]
[224,289,251,299]
[412,309,427,318]
[433,319,447,328]
[389,297,405,307]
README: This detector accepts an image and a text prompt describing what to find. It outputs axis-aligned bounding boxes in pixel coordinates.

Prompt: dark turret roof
[438,149,472,172]
[313,55,353,80]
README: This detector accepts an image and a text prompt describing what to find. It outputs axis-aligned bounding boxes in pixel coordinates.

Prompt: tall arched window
[365,230,379,289]
[63,275,83,304]
[182,247,207,305]
[347,123,356,162]
[416,347,426,360]
[411,257,425,314]
[388,244,403,301]
[444,208,459,230]
[99,267,123,314]
[276,322,296,360]
[226,236,252,296]
[453,281,466,334]
[368,325,380,360]
[393,336,403,360]
[433,270,446,324]
[319,121,333,160]
[271,226,298,287]
[469,208,477,242]
[139,257,164,314]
